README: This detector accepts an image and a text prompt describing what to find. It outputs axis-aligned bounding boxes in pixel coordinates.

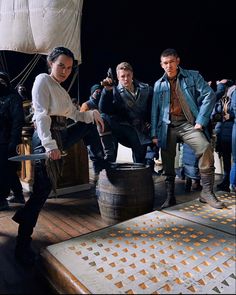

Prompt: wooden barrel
[97,162,154,225]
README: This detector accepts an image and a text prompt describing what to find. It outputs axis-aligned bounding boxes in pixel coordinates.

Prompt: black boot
[161,177,176,209]
[14,224,38,267]
[191,179,202,191]
[217,153,231,192]
[200,173,225,209]
[216,177,230,192]
[185,177,192,192]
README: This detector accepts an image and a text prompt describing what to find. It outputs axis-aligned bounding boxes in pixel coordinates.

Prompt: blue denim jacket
[151,67,216,149]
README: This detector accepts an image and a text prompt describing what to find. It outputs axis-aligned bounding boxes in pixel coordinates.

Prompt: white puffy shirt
[32,73,95,152]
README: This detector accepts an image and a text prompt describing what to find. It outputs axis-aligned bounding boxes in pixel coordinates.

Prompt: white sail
[0,0,83,62]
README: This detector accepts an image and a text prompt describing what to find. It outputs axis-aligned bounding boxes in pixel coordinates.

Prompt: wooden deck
[0,169,232,294]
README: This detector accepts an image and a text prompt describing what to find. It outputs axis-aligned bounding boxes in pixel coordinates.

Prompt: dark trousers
[100,118,148,164]
[0,145,23,201]
[230,121,236,186]
[232,122,236,163]
[8,161,23,197]
[12,121,105,231]
[0,144,9,201]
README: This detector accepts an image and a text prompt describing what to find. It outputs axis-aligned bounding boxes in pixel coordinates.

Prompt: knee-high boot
[200,172,225,209]
[161,177,176,209]
[15,223,37,266]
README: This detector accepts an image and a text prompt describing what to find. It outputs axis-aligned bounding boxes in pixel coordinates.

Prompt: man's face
[117,69,133,89]
[160,55,180,78]
[18,85,26,95]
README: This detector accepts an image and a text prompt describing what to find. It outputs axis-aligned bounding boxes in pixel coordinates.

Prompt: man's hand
[80,102,90,112]
[216,79,228,85]
[152,138,158,145]
[194,123,203,130]
[100,77,113,90]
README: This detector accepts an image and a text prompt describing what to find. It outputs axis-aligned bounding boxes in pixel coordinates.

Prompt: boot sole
[199,198,225,209]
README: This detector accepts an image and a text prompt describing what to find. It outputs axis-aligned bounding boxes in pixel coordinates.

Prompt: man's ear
[176,57,180,66]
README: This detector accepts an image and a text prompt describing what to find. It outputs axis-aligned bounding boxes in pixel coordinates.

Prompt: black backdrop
[78,0,235,101]
[1,0,235,102]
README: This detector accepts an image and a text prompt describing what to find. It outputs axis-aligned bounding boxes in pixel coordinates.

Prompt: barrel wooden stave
[97,163,154,225]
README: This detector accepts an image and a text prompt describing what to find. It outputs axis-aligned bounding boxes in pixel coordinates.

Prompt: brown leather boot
[200,173,225,209]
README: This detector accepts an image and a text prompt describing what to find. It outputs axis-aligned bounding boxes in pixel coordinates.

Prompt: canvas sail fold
[0,0,83,62]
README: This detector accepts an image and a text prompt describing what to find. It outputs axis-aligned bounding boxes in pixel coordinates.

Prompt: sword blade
[8,153,48,162]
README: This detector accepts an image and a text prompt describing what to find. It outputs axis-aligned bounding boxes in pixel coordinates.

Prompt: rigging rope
[67,66,78,93]
[11,54,41,86]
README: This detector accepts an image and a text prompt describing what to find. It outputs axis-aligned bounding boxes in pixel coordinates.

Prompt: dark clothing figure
[99,62,153,164]
[229,87,236,192]
[8,84,31,204]
[0,72,25,210]
[212,83,235,192]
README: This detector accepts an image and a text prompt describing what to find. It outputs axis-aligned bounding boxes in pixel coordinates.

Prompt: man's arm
[194,73,217,128]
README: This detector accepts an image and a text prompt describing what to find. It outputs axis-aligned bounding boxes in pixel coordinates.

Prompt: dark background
[1,0,235,102]
[79,0,235,100]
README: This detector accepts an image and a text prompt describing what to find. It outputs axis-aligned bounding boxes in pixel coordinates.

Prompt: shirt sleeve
[67,103,95,123]
[32,75,57,152]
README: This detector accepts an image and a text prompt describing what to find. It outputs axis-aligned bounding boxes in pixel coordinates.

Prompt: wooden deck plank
[42,208,87,237]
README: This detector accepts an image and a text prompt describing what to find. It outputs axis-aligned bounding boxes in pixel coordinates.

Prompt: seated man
[99,62,155,166]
